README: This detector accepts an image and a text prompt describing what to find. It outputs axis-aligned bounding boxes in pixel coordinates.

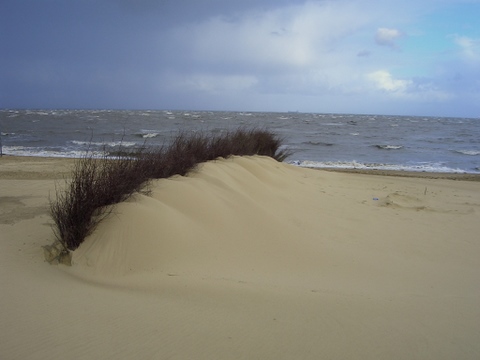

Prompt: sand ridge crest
[71,156,328,279]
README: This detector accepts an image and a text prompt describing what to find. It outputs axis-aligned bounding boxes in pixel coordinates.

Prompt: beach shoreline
[1,155,479,359]
[2,154,479,181]
[319,167,480,181]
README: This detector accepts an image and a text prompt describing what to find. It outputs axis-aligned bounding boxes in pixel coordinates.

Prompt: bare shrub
[50,150,150,251]
[50,128,290,252]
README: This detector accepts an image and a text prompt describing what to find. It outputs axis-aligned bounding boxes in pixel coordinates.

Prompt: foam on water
[70,140,137,147]
[454,150,480,156]
[374,145,404,150]
[290,160,476,174]
[1,146,95,158]
[141,133,159,139]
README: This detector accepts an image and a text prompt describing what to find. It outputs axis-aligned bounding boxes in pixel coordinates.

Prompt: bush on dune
[49,128,289,258]
[49,150,151,253]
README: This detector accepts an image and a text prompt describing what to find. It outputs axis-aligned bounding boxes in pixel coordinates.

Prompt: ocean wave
[135,132,159,139]
[453,149,480,156]
[321,123,344,126]
[70,140,137,147]
[374,144,404,150]
[142,133,159,139]
[1,146,103,158]
[290,160,475,173]
[303,141,334,146]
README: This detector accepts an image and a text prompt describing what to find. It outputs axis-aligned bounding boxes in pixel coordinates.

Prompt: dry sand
[1,155,479,359]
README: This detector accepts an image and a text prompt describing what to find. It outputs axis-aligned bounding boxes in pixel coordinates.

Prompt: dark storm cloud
[1,0,479,116]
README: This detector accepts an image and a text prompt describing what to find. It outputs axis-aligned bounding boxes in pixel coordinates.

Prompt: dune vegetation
[49,128,289,254]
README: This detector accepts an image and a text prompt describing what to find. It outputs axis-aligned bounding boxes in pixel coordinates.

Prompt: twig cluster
[50,128,289,251]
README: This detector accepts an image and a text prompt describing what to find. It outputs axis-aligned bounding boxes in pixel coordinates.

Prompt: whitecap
[104,141,136,147]
[454,149,480,156]
[322,123,344,126]
[142,133,159,139]
[70,140,137,147]
[374,145,403,150]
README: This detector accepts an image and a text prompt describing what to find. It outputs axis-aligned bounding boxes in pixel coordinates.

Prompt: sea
[1,109,480,173]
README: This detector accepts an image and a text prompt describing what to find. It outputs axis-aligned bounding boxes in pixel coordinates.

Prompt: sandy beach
[1,155,479,359]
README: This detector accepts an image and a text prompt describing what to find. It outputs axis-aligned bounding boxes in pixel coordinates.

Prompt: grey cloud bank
[1,0,479,117]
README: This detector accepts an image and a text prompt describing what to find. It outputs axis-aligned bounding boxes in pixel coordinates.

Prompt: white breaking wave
[454,149,480,156]
[322,123,344,126]
[70,140,137,147]
[374,145,404,150]
[135,129,163,139]
[290,160,474,173]
[1,146,103,158]
[142,133,159,139]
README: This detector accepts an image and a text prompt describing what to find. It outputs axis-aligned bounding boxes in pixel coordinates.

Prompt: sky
[1,0,480,117]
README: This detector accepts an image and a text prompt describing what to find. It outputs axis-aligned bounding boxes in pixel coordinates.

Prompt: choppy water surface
[1,109,479,173]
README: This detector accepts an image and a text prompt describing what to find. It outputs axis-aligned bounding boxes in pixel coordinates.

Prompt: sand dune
[1,155,480,359]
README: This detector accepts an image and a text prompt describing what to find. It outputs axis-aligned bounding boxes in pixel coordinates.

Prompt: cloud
[169,1,372,71]
[367,70,411,92]
[374,27,403,48]
[155,1,475,114]
[367,70,454,102]
[3,0,479,116]
[453,35,480,62]
[162,1,380,99]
